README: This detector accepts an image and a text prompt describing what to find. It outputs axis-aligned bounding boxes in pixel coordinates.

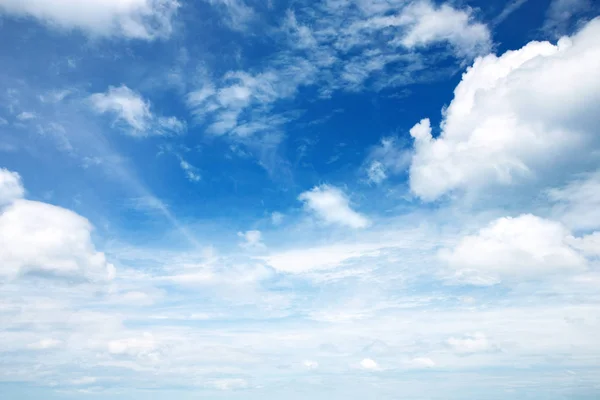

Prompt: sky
[0,0,600,399]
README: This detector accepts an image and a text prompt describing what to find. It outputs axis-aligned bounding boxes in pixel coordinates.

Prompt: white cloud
[303,360,319,370]
[186,1,491,151]
[107,332,157,357]
[90,85,185,137]
[209,378,250,391]
[179,159,201,182]
[0,168,115,282]
[440,214,587,285]
[207,0,255,31]
[544,0,592,36]
[0,168,25,206]
[27,338,62,350]
[447,332,494,354]
[0,0,179,40]
[70,376,97,385]
[548,171,600,230]
[271,212,284,226]
[367,161,387,184]
[298,185,369,229]
[16,111,36,121]
[263,242,385,274]
[409,357,435,368]
[409,18,600,200]
[237,230,265,250]
[569,232,600,257]
[359,358,380,370]
[364,137,411,184]
[0,200,116,281]
[398,1,492,58]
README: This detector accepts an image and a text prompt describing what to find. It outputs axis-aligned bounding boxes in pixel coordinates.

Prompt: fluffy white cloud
[398,1,491,58]
[447,332,494,354]
[303,360,319,369]
[0,0,179,40]
[0,200,116,281]
[359,358,379,370]
[298,185,369,229]
[0,168,24,206]
[569,232,600,257]
[440,214,587,285]
[0,168,115,282]
[409,18,600,200]
[90,85,186,137]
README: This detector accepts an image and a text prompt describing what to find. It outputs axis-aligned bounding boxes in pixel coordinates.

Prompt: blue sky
[1,0,600,399]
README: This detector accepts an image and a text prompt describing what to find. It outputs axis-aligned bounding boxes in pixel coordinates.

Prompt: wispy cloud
[90,85,186,137]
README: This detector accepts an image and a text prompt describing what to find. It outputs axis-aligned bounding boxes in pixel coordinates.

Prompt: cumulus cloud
[0,168,25,206]
[90,85,186,137]
[408,18,600,200]
[0,0,179,40]
[0,168,115,282]
[359,358,380,370]
[570,232,600,257]
[440,214,587,285]
[398,1,492,58]
[298,185,369,229]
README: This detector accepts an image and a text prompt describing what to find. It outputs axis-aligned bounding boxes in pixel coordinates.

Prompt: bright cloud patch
[0,168,24,206]
[440,214,587,285]
[89,85,186,137]
[398,1,491,57]
[409,18,600,200]
[409,357,436,368]
[359,358,380,370]
[0,169,114,281]
[0,0,179,39]
[299,184,369,229]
